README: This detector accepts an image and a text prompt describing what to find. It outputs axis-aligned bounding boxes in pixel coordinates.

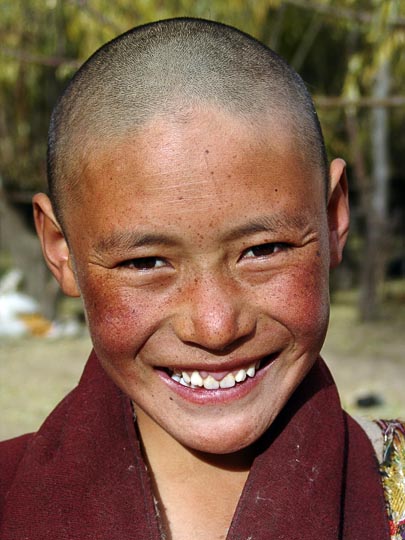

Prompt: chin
[178,422,269,455]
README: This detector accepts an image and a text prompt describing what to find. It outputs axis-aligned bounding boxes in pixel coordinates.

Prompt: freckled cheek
[80,281,158,358]
[266,264,329,340]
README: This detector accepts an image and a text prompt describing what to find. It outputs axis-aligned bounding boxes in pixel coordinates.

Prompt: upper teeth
[170,362,259,390]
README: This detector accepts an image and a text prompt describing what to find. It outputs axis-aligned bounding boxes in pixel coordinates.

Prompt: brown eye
[121,257,166,270]
[243,243,288,258]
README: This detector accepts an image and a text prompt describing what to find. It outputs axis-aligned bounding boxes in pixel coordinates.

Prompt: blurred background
[0,0,404,440]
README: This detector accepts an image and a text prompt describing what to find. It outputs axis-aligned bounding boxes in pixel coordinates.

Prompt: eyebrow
[94,231,180,253]
[94,213,308,253]
[221,214,308,242]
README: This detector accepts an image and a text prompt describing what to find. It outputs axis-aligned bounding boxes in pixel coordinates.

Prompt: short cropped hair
[47,17,328,224]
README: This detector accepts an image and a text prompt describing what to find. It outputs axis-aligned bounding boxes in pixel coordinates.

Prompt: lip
[158,354,271,376]
[157,352,278,405]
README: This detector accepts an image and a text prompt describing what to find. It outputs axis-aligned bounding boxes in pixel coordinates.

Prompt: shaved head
[47,17,328,224]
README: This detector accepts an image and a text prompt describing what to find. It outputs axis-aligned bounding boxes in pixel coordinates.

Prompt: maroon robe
[0,351,389,539]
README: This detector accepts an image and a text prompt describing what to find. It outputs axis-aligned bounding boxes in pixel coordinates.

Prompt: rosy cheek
[81,281,152,358]
[293,271,329,339]
[269,264,329,340]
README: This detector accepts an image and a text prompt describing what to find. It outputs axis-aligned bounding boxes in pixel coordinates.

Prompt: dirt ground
[1,302,404,441]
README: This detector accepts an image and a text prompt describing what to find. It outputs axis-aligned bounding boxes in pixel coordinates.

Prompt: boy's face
[35,107,348,454]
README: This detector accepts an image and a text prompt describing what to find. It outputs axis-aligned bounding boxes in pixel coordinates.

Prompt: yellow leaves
[342,53,363,106]
[1,0,404,194]
[335,0,405,99]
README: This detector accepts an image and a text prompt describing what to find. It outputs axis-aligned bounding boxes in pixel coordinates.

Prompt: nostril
[171,277,257,351]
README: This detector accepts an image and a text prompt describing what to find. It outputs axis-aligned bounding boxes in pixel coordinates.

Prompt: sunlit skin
[34,106,349,539]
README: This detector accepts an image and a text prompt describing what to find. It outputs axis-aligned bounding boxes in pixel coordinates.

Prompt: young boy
[1,18,403,540]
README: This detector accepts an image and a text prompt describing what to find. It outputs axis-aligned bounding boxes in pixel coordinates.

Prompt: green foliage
[0,0,275,192]
[0,0,404,211]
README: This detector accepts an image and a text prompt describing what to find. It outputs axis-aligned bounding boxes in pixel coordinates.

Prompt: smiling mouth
[164,355,274,390]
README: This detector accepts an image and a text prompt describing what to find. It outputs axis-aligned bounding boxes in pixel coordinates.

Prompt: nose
[172,273,256,351]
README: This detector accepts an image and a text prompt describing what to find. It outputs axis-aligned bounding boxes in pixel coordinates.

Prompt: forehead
[67,107,324,232]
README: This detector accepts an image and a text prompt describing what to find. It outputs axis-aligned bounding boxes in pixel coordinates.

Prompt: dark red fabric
[228,361,389,539]
[0,352,389,539]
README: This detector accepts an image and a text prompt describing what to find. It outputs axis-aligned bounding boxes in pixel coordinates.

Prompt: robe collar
[1,351,389,539]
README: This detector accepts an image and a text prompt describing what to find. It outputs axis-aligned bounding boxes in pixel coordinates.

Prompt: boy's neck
[135,407,254,540]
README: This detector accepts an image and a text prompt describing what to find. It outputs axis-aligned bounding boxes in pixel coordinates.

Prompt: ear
[33,193,80,297]
[327,158,350,269]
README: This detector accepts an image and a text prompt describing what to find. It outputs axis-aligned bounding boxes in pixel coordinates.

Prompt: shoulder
[0,432,33,476]
[0,433,34,508]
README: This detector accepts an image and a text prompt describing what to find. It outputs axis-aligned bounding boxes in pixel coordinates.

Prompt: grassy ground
[1,289,404,441]
[0,335,91,440]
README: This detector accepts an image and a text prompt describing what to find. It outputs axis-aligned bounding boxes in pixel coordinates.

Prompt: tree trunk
[358,59,391,320]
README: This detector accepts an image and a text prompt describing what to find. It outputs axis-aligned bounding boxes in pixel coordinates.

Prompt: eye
[119,257,167,270]
[242,242,289,259]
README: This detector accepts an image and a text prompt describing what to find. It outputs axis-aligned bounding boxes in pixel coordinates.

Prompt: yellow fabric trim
[375,420,405,540]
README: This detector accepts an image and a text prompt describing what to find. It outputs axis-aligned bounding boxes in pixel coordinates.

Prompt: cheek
[80,278,157,360]
[267,261,330,344]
